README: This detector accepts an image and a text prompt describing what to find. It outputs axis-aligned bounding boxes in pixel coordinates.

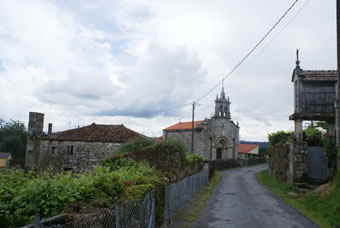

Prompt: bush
[118,137,155,155]
[0,163,160,227]
[268,131,293,146]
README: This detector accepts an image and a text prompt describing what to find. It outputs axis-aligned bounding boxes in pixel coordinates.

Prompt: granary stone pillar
[293,119,306,182]
[294,119,303,144]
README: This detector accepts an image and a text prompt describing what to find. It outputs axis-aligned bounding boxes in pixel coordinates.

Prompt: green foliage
[0,136,204,227]
[0,120,27,167]
[0,162,161,227]
[118,137,155,155]
[185,153,205,164]
[304,126,323,146]
[268,131,293,146]
[102,157,139,171]
[302,173,340,228]
[268,126,326,147]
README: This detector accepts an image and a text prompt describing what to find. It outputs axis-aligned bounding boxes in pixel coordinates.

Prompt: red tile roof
[239,144,258,154]
[49,123,145,143]
[164,121,204,131]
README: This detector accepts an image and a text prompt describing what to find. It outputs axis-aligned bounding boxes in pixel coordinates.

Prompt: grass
[256,170,340,228]
[165,172,223,228]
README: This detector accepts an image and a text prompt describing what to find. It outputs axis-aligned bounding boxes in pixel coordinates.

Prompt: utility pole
[191,102,196,153]
[336,0,340,170]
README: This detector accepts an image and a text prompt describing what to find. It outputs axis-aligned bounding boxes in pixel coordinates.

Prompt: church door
[216,148,222,160]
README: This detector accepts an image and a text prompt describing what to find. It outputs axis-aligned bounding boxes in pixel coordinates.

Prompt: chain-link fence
[23,191,155,228]
[164,169,209,224]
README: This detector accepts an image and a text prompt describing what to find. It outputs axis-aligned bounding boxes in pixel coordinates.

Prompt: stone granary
[26,112,146,172]
[289,50,336,182]
[163,87,240,160]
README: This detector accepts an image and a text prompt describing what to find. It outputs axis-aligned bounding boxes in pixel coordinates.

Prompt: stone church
[163,87,240,160]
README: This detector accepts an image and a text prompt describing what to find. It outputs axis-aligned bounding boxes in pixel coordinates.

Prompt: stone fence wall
[268,144,290,182]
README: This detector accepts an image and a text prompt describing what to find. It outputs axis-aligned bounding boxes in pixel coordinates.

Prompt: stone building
[26,112,146,172]
[163,88,240,160]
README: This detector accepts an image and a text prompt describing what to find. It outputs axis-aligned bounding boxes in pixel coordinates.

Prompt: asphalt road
[192,164,319,228]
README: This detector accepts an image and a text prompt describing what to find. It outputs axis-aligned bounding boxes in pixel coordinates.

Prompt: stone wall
[165,130,209,159]
[268,144,290,182]
[269,143,307,183]
[27,140,122,172]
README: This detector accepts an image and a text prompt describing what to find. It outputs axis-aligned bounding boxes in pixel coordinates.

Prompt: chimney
[28,112,44,136]
[48,123,53,136]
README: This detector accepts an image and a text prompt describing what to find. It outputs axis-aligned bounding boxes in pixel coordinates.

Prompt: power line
[252,0,311,60]
[195,0,300,103]
[159,0,301,116]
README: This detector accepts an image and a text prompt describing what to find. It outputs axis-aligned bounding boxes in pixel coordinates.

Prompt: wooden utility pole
[336,0,340,169]
[191,102,196,153]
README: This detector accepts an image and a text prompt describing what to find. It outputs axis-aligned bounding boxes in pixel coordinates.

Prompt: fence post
[33,214,41,228]
[115,205,120,228]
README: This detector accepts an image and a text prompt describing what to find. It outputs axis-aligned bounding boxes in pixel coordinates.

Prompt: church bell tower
[214,86,231,119]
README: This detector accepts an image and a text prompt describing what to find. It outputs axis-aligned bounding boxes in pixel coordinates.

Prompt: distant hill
[240,141,269,150]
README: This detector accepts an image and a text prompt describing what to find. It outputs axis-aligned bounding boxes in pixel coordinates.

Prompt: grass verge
[166,172,223,228]
[256,170,340,228]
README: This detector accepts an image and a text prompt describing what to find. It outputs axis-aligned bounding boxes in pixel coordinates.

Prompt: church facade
[163,88,240,160]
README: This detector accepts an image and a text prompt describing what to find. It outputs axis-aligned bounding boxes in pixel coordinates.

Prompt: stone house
[26,112,146,172]
[163,88,240,160]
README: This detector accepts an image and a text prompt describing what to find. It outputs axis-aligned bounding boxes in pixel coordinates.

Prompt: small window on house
[67,145,74,155]
[216,148,222,160]
[51,147,56,154]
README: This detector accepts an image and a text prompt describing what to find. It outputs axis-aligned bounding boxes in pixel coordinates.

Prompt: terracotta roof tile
[49,123,145,143]
[239,144,258,154]
[164,121,204,131]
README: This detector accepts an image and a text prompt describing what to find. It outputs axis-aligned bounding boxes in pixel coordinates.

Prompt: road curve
[192,164,319,228]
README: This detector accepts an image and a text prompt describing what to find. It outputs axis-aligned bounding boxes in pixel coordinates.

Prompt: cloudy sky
[0,0,336,141]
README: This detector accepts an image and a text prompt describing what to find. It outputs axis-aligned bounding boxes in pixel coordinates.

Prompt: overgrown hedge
[0,162,160,227]
[0,138,205,227]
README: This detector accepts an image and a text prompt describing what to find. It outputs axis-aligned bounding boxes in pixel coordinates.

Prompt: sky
[0,0,337,141]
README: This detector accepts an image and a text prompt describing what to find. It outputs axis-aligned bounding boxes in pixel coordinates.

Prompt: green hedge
[0,163,160,227]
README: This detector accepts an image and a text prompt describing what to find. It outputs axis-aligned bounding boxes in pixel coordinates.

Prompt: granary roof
[239,144,258,154]
[299,70,337,81]
[164,120,204,131]
[49,123,145,143]
[0,152,11,159]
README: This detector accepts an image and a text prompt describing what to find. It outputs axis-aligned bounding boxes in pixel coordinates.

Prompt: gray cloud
[0,0,337,140]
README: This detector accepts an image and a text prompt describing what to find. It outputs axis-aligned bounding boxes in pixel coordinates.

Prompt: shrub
[268,131,293,146]
[118,137,155,155]
[0,163,160,227]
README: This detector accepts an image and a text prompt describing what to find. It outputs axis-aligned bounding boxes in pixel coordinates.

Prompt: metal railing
[164,169,209,224]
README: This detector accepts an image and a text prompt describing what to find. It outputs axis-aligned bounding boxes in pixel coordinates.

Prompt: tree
[0,120,27,167]
[268,131,293,146]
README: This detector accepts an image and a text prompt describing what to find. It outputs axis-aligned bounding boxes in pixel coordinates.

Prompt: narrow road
[192,164,319,228]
